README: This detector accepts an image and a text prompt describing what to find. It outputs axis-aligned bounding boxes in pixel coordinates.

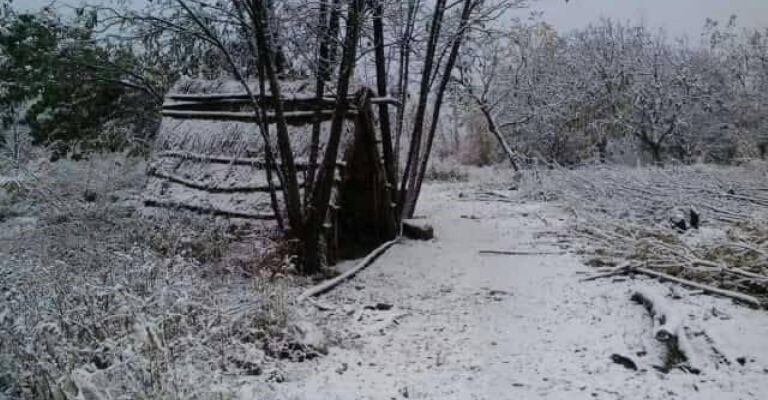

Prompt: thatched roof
[143,77,356,222]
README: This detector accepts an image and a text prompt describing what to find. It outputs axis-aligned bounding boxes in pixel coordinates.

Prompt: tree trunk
[307,0,335,202]
[597,135,608,164]
[394,0,419,179]
[398,0,447,220]
[266,0,287,75]
[479,104,519,171]
[373,0,396,189]
[327,0,342,71]
[249,0,304,236]
[410,0,476,217]
[651,143,662,164]
[303,0,364,274]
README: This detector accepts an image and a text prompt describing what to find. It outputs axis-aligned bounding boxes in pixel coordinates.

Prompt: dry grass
[0,153,315,399]
[423,159,470,182]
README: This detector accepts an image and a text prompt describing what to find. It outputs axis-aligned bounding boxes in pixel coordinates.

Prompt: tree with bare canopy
[93,0,524,274]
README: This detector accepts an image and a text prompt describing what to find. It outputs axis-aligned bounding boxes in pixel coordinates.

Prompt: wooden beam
[143,198,277,220]
[163,97,340,112]
[161,109,357,124]
[166,93,399,106]
[156,150,346,169]
[160,109,359,124]
[149,169,280,193]
[167,92,252,101]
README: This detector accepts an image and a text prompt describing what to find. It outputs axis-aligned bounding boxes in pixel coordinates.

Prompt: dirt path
[243,183,768,400]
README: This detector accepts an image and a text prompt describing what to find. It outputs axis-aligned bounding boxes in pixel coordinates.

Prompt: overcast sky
[17,0,768,39]
[532,0,768,39]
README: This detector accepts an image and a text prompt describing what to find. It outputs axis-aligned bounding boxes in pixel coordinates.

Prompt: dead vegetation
[0,154,320,399]
[520,163,768,308]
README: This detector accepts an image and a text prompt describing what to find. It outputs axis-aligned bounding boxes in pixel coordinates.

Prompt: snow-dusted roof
[142,77,357,223]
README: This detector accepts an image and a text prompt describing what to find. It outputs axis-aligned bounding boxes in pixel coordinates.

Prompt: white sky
[17,0,768,38]
[531,0,768,39]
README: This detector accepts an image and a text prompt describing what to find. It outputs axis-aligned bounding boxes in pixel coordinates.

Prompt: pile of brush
[520,162,768,307]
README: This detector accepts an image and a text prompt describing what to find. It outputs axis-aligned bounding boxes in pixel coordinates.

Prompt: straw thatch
[143,77,397,262]
[144,78,354,221]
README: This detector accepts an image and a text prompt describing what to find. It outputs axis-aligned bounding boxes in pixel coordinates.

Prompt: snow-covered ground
[3,163,767,399]
[241,181,768,400]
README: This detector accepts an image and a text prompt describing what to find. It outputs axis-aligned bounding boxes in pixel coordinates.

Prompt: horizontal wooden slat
[167,93,253,101]
[150,168,342,193]
[156,150,346,169]
[149,169,279,193]
[165,93,399,107]
[161,109,358,124]
[143,198,277,220]
[162,97,340,112]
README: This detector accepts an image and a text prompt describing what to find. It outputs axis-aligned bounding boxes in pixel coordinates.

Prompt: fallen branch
[580,263,763,307]
[631,288,699,373]
[479,250,566,256]
[631,288,683,341]
[305,297,336,312]
[580,264,631,282]
[692,259,768,281]
[297,238,400,302]
[537,165,768,307]
[631,266,763,308]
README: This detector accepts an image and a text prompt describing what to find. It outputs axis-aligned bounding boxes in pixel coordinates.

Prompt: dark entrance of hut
[144,79,398,266]
[334,95,397,260]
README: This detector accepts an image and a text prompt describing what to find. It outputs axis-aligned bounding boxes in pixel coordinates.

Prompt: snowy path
[244,183,768,399]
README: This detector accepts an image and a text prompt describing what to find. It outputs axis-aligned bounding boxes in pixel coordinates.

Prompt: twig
[479,250,566,256]
[580,264,632,282]
[305,297,336,311]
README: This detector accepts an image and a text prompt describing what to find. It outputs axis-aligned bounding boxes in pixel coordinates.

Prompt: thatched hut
[143,78,398,263]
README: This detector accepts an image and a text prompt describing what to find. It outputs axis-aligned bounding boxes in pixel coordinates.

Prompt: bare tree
[454,30,525,170]
[397,0,522,218]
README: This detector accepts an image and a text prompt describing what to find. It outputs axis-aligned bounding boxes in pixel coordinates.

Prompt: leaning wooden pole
[372,0,396,189]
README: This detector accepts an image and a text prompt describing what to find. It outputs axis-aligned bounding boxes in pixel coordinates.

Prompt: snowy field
[242,172,768,400]
[2,160,768,399]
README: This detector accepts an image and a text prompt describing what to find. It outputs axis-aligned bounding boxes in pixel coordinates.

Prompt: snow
[4,158,768,399]
[237,179,768,399]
